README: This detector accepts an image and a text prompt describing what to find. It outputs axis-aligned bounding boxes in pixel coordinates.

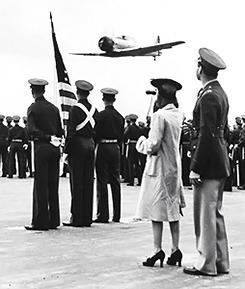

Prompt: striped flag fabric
[50,12,77,126]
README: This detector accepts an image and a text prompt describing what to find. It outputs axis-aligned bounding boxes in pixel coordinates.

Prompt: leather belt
[100,139,117,143]
[199,130,224,138]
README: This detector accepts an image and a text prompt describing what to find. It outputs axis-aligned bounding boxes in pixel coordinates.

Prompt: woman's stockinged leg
[169,221,180,253]
[152,221,163,253]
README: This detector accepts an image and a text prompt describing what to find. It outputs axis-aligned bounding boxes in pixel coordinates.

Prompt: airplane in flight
[70,35,185,60]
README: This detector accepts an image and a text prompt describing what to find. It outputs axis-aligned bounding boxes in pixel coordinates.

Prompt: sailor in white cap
[63,80,99,227]
[25,78,63,231]
[93,87,124,223]
[184,48,230,276]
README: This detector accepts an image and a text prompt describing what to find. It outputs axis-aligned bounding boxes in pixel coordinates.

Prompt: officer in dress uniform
[63,80,98,227]
[121,115,131,183]
[180,119,192,186]
[138,120,150,174]
[0,115,8,177]
[23,116,33,177]
[184,48,231,276]
[123,114,142,186]
[7,115,28,178]
[94,88,125,223]
[25,78,63,231]
[229,117,243,187]
[237,116,245,189]
[5,116,16,175]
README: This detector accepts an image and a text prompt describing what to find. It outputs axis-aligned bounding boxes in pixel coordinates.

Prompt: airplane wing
[70,41,185,57]
[118,40,185,56]
[69,52,109,56]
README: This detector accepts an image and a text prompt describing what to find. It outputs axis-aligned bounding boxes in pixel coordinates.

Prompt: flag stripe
[59,89,76,100]
[50,12,76,127]
[60,96,77,106]
[61,103,74,111]
[58,82,75,93]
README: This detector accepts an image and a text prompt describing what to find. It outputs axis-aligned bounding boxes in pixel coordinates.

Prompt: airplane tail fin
[155,36,160,44]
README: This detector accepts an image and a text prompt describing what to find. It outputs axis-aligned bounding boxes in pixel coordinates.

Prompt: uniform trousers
[8,142,26,178]
[24,142,33,176]
[68,137,95,226]
[32,142,60,229]
[127,143,142,185]
[193,178,229,275]
[0,143,8,176]
[95,143,121,222]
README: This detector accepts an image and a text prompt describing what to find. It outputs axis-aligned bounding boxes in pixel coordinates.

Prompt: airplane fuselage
[71,35,185,60]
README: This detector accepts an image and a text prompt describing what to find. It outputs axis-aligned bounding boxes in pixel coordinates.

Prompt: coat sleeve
[136,112,164,155]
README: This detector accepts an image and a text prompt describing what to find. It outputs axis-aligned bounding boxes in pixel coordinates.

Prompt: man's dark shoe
[24,225,48,231]
[49,226,59,230]
[217,271,229,275]
[127,183,134,186]
[238,185,245,190]
[93,219,109,223]
[62,222,83,227]
[183,267,214,276]
[112,219,120,223]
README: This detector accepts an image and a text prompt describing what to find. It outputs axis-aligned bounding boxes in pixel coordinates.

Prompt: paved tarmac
[0,176,245,289]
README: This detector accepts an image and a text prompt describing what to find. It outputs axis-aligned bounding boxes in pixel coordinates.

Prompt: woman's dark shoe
[143,250,165,267]
[166,249,183,266]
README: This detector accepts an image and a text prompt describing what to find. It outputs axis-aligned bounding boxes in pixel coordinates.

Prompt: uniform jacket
[135,104,185,222]
[27,96,63,141]
[191,80,231,179]
[123,123,142,141]
[0,122,8,145]
[94,105,124,143]
[65,98,99,154]
[7,124,28,146]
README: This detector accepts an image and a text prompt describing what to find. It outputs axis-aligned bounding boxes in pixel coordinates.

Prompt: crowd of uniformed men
[1,112,245,190]
[0,79,245,230]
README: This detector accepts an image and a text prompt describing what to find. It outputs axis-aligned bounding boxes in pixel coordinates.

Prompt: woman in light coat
[136,78,185,268]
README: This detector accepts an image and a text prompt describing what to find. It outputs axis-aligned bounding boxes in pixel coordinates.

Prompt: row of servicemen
[1,113,245,190]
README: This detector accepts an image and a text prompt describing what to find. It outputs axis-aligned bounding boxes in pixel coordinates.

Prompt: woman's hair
[157,84,179,108]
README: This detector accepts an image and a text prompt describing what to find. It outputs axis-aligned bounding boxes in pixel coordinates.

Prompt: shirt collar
[203,79,217,89]
[163,103,176,110]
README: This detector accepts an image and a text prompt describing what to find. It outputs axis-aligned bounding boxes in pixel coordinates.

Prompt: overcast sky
[0,0,244,125]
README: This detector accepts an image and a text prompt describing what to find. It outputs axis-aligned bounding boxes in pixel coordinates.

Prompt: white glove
[23,144,28,150]
[62,153,69,165]
[50,136,62,147]
[189,170,202,186]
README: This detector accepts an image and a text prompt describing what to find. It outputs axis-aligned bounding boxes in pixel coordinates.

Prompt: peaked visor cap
[151,78,182,91]
[101,88,118,95]
[198,47,226,72]
[0,114,5,120]
[75,80,93,91]
[13,115,20,121]
[28,78,49,86]
[129,113,138,120]
[6,116,13,122]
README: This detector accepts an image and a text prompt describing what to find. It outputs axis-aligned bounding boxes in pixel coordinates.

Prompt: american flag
[50,12,77,127]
